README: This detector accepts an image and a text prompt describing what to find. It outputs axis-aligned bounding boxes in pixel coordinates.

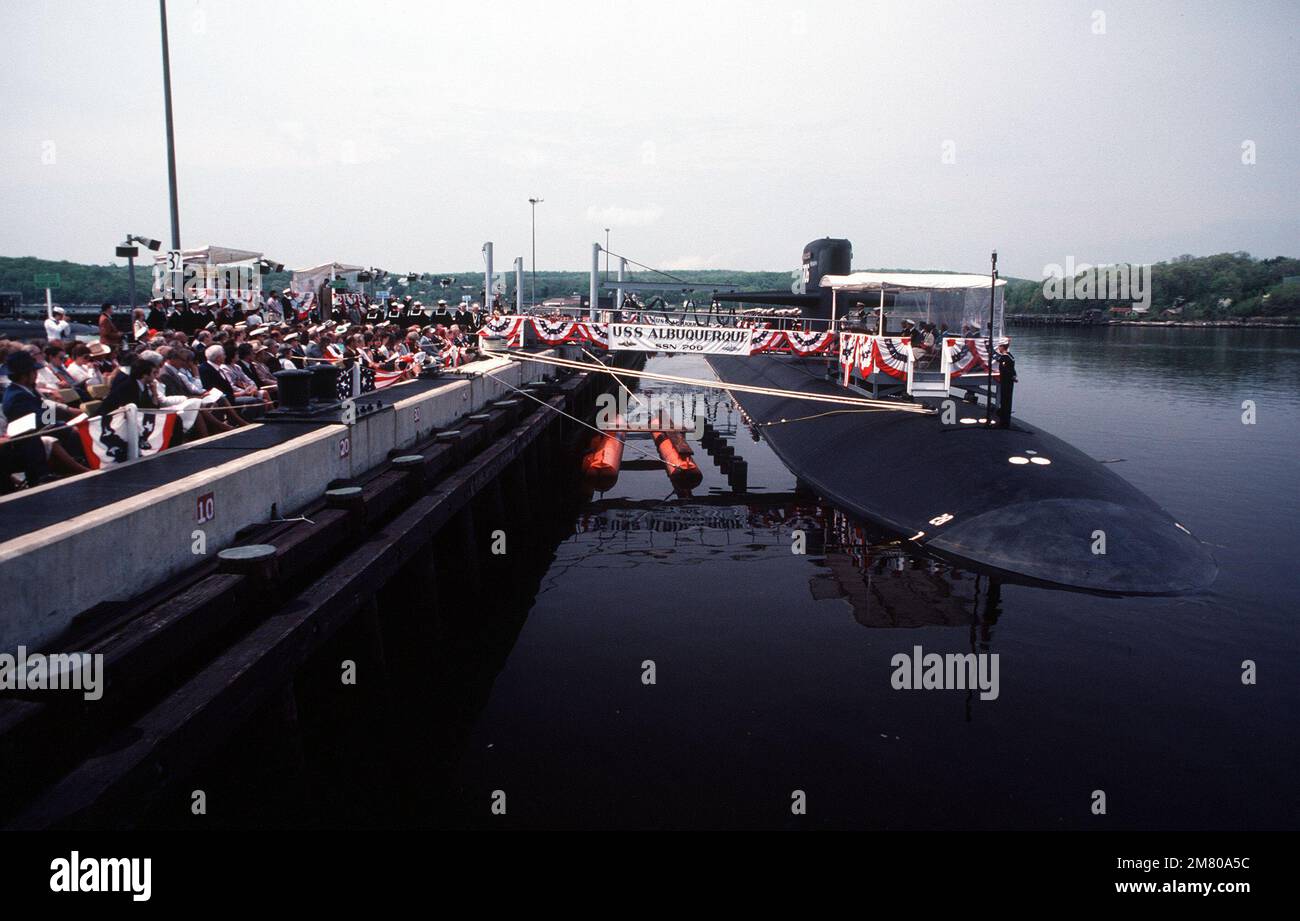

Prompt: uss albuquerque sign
[608,322,753,354]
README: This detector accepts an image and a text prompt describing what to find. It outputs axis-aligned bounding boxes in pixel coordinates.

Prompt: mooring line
[504,352,933,414]
[493,374,662,461]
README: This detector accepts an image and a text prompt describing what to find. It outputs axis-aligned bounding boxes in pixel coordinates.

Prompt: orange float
[653,430,703,490]
[581,430,625,491]
[667,430,694,458]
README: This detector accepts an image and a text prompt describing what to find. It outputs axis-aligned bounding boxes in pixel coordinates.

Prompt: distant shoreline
[1007,315,1299,330]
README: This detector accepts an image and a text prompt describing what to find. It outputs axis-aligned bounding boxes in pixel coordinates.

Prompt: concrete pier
[0,356,617,828]
[0,353,556,652]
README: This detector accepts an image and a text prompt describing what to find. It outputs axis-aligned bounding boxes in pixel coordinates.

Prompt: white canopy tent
[151,244,268,302]
[159,245,264,266]
[821,272,1005,338]
[290,262,365,295]
[820,271,1005,291]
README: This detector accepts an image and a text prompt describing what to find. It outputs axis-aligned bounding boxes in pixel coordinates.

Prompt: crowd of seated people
[0,292,485,492]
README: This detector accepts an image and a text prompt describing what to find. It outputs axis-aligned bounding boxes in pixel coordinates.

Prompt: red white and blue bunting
[528,317,609,346]
[476,320,993,385]
[75,410,178,470]
[944,337,991,377]
[836,335,911,381]
[781,329,837,356]
[477,314,526,345]
[334,292,367,313]
[872,337,912,380]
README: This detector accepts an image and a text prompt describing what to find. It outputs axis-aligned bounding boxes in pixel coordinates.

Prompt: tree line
[3,253,1296,318]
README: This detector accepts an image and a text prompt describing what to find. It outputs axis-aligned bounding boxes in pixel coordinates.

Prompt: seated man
[1,351,90,484]
[97,357,163,418]
[201,344,265,419]
[161,347,245,427]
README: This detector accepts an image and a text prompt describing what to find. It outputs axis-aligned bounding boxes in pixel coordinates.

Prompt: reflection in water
[432,333,1299,830]
[572,496,1003,640]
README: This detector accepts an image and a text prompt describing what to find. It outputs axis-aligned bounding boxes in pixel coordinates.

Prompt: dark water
[436,327,1300,830]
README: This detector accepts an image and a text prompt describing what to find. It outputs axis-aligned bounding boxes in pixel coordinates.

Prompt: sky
[1,0,1296,279]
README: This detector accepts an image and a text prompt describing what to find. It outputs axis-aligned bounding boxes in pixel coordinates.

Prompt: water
[434,327,1300,830]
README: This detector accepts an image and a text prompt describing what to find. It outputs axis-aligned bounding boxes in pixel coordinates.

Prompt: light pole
[158,0,181,251]
[604,227,610,281]
[116,235,162,311]
[528,196,543,307]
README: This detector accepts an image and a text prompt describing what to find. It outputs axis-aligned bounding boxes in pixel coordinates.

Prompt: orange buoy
[653,430,703,490]
[582,430,625,491]
[667,430,694,458]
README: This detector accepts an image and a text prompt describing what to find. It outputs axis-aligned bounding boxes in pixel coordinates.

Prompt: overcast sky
[2,0,1296,278]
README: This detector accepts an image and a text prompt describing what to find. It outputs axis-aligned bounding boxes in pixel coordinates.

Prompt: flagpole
[159,0,181,251]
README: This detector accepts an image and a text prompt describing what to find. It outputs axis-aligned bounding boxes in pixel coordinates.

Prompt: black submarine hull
[705,353,1217,594]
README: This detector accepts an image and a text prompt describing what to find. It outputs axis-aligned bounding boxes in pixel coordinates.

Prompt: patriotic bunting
[749,329,786,353]
[474,319,992,387]
[526,316,608,347]
[745,329,837,356]
[75,410,179,470]
[944,337,991,378]
[871,337,912,380]
[290,291,316,321]
[477,315,526,346]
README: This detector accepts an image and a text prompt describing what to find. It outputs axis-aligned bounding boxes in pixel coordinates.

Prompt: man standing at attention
[994,337,1018,428]
[98,302,123,350]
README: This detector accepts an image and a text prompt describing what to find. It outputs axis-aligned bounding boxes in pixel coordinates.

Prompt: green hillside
[1003,253,1300,318]
[3,252,1297,319]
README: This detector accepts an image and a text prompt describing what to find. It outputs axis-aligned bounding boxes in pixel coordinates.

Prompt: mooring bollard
[491,398,522,424]
[434,429,463,463]
[217,544,280,595]
[391,455,427,495]
[273,368,313,411]
[325,486,366,525]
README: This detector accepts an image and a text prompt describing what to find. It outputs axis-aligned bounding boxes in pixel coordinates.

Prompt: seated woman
[200,344,266,420]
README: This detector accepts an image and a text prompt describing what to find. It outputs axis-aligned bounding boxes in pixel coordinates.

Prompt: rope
[491,374,662,462]
[504,352,933,414]
[580,348,649,411]
[757,408,895,427]
[599,248,694,286]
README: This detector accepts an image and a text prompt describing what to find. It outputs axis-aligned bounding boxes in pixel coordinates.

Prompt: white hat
[997,337,1011,347]
[52,306,65,315]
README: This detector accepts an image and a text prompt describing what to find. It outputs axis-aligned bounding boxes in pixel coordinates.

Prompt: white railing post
[514,256,523,314]
[589,243,600,322]
[124,405,141,461]
[617,257,626,316]
[351,361,362,398]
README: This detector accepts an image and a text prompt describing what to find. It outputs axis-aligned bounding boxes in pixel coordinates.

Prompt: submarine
[703,239,1218,594]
